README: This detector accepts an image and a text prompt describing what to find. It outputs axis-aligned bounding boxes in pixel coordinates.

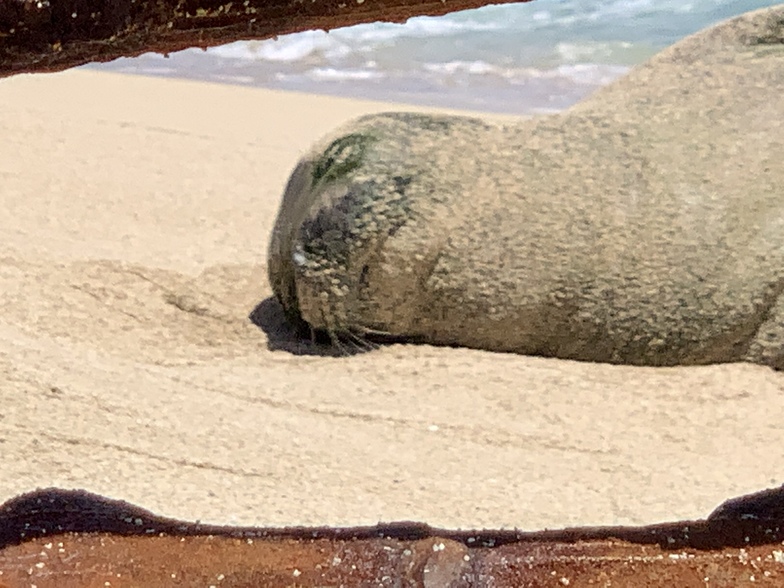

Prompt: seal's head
[268,115,425,344]
[269,112,494,347]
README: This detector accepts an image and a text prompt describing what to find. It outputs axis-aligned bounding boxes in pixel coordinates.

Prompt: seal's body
[268,6,784,367]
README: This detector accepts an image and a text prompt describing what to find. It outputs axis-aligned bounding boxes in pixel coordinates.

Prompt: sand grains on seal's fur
[268,5,784,368]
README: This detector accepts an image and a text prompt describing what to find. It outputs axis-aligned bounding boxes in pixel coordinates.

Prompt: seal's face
[269,111,497,349]
[269,125,416,344]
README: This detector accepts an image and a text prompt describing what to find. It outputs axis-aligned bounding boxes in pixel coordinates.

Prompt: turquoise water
[89,0,782,114]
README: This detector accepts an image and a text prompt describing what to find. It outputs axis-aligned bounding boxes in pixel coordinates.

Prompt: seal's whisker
[350,323,414,346]
[339,333,369,353]
[334,334,352,356]
[354,325,394,337]
[345,329,379,352]
[318,306,351,356]
[327,328,351,356]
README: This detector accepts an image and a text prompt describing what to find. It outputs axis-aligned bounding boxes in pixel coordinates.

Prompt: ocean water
[88,0,781,114]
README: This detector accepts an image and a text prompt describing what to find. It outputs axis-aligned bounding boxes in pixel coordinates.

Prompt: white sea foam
[211,74,255,84]
[207,32,351,62]
[422,60,628,86]
[304,68,385,82]
[422,61,499,76]
[555,41,634,63]
[331,14,502,43]
[548,64,630,86]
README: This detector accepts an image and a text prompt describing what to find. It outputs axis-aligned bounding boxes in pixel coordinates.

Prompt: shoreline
[81,65,596,116]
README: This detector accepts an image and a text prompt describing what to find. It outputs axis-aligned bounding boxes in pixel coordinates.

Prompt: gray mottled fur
[268,5,784,367]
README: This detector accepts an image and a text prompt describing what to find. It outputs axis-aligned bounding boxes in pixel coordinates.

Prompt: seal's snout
[268,124,384,340]
[297,191,359,265]
[269,117,428,340]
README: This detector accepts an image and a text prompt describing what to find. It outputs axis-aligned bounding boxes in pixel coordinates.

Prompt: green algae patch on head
[311,133,377,188]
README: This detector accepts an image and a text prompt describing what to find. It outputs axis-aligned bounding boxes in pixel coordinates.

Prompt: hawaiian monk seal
[268,5,784,367]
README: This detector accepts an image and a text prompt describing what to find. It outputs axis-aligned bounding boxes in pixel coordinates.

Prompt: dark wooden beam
[1,486,784,586]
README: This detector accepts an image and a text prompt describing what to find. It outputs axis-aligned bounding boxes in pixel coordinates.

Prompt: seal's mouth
[281,259,413,351]
[272,270,336,346]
